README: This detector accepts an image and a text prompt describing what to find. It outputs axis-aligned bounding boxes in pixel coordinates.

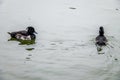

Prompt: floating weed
[8,38,18,41]
[8,38,35,45]
[8,38,35,51]
[26,48,35,51]
[19,40,35,45]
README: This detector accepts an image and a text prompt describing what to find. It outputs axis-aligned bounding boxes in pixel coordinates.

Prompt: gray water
[0,0,120,80]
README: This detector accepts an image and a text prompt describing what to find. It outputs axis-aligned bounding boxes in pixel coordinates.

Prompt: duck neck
[99,30,104,36]
[99,34,104,36]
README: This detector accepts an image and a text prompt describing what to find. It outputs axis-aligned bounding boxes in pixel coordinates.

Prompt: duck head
[27,26,37,35]
[99,26,104,36]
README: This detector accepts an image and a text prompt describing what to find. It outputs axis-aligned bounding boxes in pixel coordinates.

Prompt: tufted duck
[8,26,37,40]
[96,26,107,46]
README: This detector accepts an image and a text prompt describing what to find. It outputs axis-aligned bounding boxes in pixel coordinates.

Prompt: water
[0,0,120,80]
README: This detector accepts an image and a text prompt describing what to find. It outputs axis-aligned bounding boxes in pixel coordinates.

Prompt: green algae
[8,38,35,45]
[26,48,35,51]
